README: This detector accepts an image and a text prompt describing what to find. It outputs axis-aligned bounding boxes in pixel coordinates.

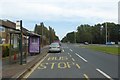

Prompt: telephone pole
[20,20,23,65]
[105,22,107,44]
[74,31,76,43]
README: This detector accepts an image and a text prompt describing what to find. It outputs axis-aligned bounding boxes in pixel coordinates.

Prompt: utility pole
[41,22,43,47]
[20,20,23,65]
[100,25,103,44]
[105,22,107,44]
[74,31,76,43]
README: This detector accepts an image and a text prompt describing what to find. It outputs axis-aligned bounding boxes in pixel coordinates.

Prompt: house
[0,19,16,44]
[0,19,29,45]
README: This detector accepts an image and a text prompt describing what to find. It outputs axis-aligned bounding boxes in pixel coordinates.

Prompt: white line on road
[70,49,73,52]
[69,55,72,57]
[96,68,113,80]
[72,58,75,61]
[76,63,80,69]
[23,54,49,78]
[62,49,64,52]
[75,53,88,62]
[83,74,89,80]
[68,53,69,55]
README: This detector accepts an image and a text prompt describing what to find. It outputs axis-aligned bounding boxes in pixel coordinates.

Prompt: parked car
[48,43,62,53]
[106,42,115,45]
[53,41,61,46]
[84,42,89,45]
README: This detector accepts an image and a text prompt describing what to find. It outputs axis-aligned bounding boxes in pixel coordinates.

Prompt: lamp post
[100,25,103,44]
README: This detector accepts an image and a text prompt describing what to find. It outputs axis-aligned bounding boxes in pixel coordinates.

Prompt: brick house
[0,19,16,44]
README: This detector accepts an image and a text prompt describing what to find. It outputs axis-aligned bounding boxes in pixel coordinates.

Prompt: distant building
[118,1,120,24]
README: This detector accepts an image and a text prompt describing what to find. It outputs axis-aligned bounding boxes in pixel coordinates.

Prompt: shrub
[2,44,10,57]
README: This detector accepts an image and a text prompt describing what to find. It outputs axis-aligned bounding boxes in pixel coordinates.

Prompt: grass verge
[80,45,119,55]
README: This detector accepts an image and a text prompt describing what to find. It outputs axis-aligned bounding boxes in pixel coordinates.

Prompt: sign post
[17,20,23,65]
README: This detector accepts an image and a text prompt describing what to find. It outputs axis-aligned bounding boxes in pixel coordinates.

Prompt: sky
[0,0,119,40]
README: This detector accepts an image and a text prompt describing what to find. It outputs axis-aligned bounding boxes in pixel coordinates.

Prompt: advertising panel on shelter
[29,36,40,54]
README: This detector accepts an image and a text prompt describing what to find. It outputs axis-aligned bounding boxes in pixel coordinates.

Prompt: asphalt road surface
[0,46,2,79]
[26,43,118,79]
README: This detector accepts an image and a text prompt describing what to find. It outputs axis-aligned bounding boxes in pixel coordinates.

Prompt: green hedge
[2,44,20,58]
[2,44,10,57]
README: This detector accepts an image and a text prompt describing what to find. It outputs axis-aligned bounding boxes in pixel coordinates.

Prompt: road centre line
[83,74,89,80]
[76,63,80,69]
[96,68,113,80]
[69,55,72,57]
[72,58,75,61]
[23,54,49,78]
[70,49,73,52]
[75,53,88,62]
[63,49,64,52]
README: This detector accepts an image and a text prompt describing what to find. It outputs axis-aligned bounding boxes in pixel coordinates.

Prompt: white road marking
[96,68,113,80]
[76,63,80,69]
[69,55,72,57]
[23,54,49,78]
[68,53,69,55]
[70,49,73,52]
[71,58,74,61]
[75,53,88,62]
[62,49,64,52]
[83,74,89,80]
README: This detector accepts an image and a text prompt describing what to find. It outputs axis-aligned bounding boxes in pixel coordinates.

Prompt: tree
[34,22,59,45]
[77,24,92,43]
[61,22,120,44]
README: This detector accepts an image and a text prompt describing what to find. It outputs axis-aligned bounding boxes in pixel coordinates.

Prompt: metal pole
[106,23,107,44]
[20,20,23,65]
[41,23,43,47]
[9,33,12,64]
[74,32,76,43]
[100,26,103,44]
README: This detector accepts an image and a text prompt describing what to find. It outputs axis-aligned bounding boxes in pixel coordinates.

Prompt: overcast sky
[0,0,119,40]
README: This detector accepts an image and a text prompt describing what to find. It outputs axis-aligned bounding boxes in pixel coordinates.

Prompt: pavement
[2,45,49,79]
[0,60,2,80]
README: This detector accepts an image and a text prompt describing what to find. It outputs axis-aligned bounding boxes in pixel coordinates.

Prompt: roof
[0,19,16,29]
[0,19,41,37]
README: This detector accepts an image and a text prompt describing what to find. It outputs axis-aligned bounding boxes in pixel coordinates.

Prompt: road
[0,46,2,79]
[25,43,118,79]
[0,60,1,79]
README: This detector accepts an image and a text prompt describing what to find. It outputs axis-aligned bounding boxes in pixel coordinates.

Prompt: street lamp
[100,26,103,35]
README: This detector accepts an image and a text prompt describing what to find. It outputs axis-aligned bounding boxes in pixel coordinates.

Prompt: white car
[48,43,61,53]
